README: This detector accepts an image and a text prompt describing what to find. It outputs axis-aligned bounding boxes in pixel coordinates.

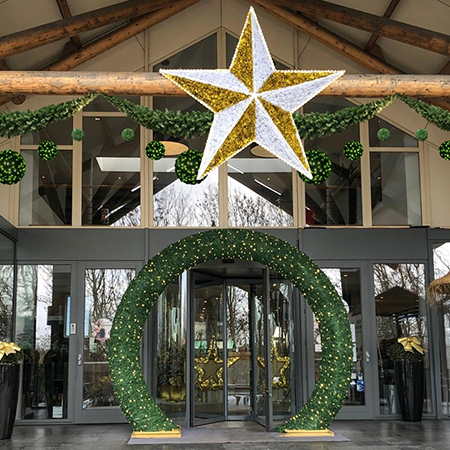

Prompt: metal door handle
[365,351,370,363]
[78,354,82,366]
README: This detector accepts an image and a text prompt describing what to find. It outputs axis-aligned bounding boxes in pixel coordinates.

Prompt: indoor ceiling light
[161,141,188,156]
[250,145,276,158]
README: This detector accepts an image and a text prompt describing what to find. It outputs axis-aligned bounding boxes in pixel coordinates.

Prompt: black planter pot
[0,364,20,440]
[394,359,424,422]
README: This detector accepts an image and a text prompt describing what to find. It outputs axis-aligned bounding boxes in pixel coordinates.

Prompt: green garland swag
[0,94,97,138]
[398,95,450,132]
[109,229,352,433]
[103,94,395,141]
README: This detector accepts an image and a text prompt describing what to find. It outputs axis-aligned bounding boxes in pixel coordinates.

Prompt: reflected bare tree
[0,265,14,341]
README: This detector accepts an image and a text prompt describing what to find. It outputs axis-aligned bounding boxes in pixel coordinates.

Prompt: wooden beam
[365,0,401,51]
[0,72,449,98]
[0,0,200,106]
[0,60,25,104]
[56,0,82,49]
[0,0,175,59]
[250,0,402,74]
[270,0,450,57]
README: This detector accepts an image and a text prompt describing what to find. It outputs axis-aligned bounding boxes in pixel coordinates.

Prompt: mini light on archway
[109,229,352,437]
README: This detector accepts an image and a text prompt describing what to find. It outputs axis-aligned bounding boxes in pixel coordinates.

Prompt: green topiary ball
[343,141,364,160]
[175,149,206,185]
[415,128,428,142]
[298,150,332,185]
[122,128,135,141]
[71,128,85,141]
[377,128,390,142]
[0,150,26,185]
[37,141,58,161]
[439,140,450,160]
[145,141,165,160]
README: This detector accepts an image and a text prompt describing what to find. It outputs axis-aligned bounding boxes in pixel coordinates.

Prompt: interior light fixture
[250,145,276,158]
[131,185,141,192]
[94,117,101,121]
[161,141,188,156]
[254,178,282,196]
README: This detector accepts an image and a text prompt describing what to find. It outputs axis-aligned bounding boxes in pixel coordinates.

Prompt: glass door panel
[79,268,134,419]
[227,284,251,417]
[192,275,226,425]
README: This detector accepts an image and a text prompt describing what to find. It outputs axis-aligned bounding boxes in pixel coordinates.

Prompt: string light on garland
[298,150,332,185]
[439,140,450,160]
[145,141,165,160]
[71,128,85,141]
[377,128,390,142]
[0,150,26,185]
[175,149,206,185]
[109,229,352,433]
[343,141,364,160]
[38,141,58,161]
[415,128,428,142]
[122,128,135,142]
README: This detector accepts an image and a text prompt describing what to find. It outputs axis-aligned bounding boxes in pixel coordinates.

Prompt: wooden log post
[0,0,175,59]
[270,0,450,57]
[0,72,449,98]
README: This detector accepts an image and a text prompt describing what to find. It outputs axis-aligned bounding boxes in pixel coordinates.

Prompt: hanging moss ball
[377,128,391,142]
[298,150,332,185]
[175,149,206,185]
[145,141,165,160]
[38,141,58,161]
[0,150,26,185]
[415,128,428,142]
[343,141,364,161]
[439,140,450,160]
[71,128,85,141]
[122,128,135,142]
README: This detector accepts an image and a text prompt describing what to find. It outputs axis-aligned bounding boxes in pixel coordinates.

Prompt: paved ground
[1,420,450,450]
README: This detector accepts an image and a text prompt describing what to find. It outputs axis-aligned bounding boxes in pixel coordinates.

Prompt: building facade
[0,0,450,429]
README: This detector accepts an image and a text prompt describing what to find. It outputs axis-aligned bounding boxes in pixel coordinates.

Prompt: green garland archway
[109,229,352,432]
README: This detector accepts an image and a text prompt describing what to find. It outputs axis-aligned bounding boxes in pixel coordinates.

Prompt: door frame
[312,260,377,420]
[74,261,141,424]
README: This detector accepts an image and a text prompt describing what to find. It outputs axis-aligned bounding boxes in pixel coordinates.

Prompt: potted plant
[0,341,23,439]
[388,337,424,422]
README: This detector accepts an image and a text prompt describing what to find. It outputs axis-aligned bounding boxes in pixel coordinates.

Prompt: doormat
[128,423,350,445]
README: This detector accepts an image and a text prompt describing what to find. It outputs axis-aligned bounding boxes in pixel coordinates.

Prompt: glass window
[83,95,139,113]
[152,34,218,227]
[15,265,71,420]
[432,242,450,415]
[228,147,293,227]
[19,150,72,226]
[373,263,432,415]
[0,232,14,341]
[83,268,135,409]
[21,117,73,146]
[369,118,418,148]
[153,274,187,419]
[371,152,421,226]
[304,99,362,226]
[314,269,365,406]
[82,116,140,226]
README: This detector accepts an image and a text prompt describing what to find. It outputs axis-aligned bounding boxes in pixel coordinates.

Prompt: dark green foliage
[109,229,352,432]
[298,150,332,185]
[121,128,135,141]
[38,141,58,161]
[71,128,85,141]
[175,149,205,185]
[377,128,390,142]
[343,141,364,160]
[399,96,450,132]
[145,141,165,160]
[388,342,424,362]
[415,128,428,142]
[0,95,96,138]
[0,150,26,185]
[439,140,450,160]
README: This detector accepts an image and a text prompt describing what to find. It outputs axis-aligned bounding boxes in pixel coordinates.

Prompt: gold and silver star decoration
[194,336,239,391]
[161,7,344,180]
